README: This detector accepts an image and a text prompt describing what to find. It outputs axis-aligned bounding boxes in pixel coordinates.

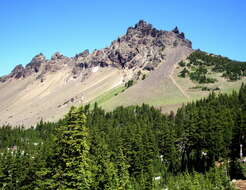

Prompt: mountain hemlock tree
[90,135,131,190]
[47,106,92,189]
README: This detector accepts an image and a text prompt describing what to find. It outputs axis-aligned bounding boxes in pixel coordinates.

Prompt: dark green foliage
[125,80,134,88]
[0,126,40,151]
[179,65,217,83]
[229,160,246,179]
[179,50,246,82]
[178,61,186,67]
[142,74,146,80]
[40,106,92,189]
[201,86,220,91]
[0,120,58,189]
[163,167,234,190]
[179,67,189,78]
[175,83,246,173]
[0,83,246,189]
[188,66,217,83]
[201,86,210,91]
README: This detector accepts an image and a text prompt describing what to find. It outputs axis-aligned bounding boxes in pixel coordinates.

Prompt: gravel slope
[102,46,193,109]
[0,67,124,127]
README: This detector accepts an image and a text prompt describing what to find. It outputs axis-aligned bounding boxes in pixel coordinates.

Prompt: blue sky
[0,0,246,76]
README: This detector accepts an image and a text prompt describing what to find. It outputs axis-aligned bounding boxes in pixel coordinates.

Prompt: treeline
[0,84,245,189]
[0,121,55,151]
[179,50,246,82]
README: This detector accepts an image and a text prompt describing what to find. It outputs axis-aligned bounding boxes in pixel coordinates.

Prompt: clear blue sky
[1,0,246,76]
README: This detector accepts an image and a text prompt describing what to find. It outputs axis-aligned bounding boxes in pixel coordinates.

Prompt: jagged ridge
[1,20,192,82]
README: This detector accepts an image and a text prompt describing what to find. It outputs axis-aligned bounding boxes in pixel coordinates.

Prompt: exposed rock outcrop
[75,49,89,59]
[9,64,25,79]
[24,53,46,76]
[51,52,65,60]
[172,26,180,34]
[1,20,192,82]
[172,27,186,40]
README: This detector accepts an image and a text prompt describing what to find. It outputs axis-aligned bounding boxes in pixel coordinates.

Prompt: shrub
[125,80,134,88]
[178,61,186,67]
[179,68,189,78]
[229,160,246,179]
[202,87,210,91]
[160,167,234,190]
[142,74,146,80]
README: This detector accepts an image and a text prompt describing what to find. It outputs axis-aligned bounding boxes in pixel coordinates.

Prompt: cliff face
[77,20,191,70]
[1,20,192,82]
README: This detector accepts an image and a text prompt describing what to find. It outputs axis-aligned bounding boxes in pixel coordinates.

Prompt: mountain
[0,20,245,127]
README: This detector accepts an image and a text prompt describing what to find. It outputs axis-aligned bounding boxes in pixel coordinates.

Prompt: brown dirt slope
[101,46,193,110]
[0,67,124,127]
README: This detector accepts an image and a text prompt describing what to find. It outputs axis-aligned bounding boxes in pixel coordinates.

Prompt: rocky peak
[75,49,89,59]
[172,26,179,34]
[179,32,185,39]
[23,53,46,76]
[73,20,192,71]
[10,64,25,79]
[1,20,193,83]
[172,26,186,39]
[127,20,153,36]
[134,20,152,30]
[109,21,191,68]
[29,53,46,64]
[1,64,26,81]
[51,52,65,60]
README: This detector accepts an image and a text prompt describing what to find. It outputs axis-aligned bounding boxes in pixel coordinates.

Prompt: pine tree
[44,106,92,189]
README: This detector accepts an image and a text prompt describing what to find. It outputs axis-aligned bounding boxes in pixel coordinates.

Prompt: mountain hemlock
[41,106,92,189]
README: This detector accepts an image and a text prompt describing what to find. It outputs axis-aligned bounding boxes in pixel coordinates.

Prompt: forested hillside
[179,51,246,83]
[0,84,245,189]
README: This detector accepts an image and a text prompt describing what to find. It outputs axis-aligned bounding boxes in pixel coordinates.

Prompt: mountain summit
[1,20,191,82]
[0,20,193,127]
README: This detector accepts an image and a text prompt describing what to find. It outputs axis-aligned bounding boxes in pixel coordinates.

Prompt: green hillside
[94,51,246,112]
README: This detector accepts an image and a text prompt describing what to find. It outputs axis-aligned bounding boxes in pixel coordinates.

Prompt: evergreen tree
[43,106,92,189]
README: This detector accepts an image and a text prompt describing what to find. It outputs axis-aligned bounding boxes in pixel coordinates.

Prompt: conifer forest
[0,84,246,189]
